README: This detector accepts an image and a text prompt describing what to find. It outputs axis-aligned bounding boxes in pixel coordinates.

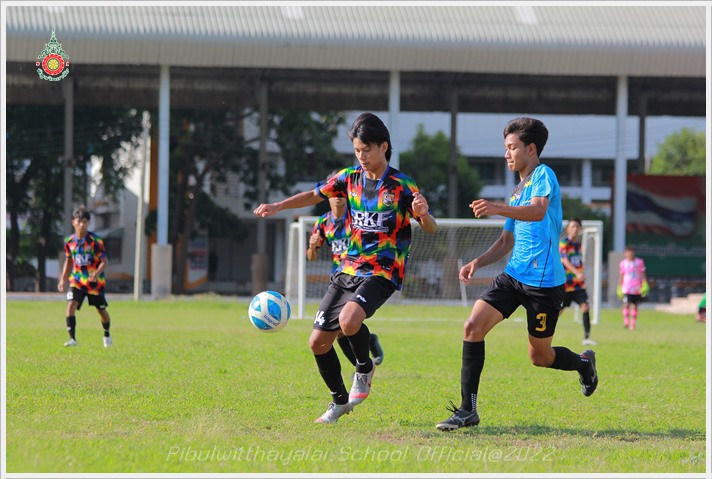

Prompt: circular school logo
[36,29,70,81]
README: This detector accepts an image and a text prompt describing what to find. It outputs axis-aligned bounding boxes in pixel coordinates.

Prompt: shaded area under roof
[5,5,707,117]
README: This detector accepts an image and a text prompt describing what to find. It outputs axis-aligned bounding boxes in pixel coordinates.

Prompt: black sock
[337,336,357,366]
[102,319,111,337]
[582,311,591,338]
[346,324,373,374]
[314,347,349,405]
[549,346,588,372]
[66,316,76,340]
[460,340,485,412]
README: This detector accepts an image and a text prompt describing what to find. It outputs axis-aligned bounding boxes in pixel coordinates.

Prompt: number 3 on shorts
[535,312,547,332]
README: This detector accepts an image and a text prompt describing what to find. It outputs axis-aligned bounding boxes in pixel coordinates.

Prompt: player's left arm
[411,192,437,234]
[89,256,108,283]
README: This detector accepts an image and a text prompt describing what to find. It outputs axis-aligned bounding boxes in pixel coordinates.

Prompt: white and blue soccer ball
[248,290,291,333]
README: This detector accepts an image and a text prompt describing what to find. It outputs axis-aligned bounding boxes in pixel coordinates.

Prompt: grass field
[3,298,708,474]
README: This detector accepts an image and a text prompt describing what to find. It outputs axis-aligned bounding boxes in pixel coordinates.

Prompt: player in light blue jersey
[436,117,598,431]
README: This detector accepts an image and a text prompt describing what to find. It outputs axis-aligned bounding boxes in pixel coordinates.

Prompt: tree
[270,111,347,193]
[399,125,483,300]
[399,124,482,218]
[649,128,706,175]
[5,105,143,291]
[164,109,254,293]
[163,109,345,293]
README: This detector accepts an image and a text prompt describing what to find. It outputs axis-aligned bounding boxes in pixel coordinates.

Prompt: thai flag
[626,183,697,237]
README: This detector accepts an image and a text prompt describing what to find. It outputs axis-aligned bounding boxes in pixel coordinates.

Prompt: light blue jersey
[503,164,566,288]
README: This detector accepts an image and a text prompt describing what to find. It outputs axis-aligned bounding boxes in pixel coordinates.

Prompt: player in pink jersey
[618,246,647,330]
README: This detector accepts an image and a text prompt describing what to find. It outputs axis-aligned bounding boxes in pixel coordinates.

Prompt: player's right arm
[470,196,548,222]
[57,257,72,292]
[306,231,324,261]
[459,230,514,284]
[253,190,322,218]
[560,253,580,278]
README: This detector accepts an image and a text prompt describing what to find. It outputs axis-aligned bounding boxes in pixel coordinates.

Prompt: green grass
[4,299,707,473]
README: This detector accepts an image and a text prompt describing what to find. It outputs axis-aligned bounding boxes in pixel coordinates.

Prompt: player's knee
[463,318,486,339]
[339,317,360,336]
[308,336,330,355]
[528,350,552,367]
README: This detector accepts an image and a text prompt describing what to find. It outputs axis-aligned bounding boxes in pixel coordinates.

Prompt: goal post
[286,217,602,325]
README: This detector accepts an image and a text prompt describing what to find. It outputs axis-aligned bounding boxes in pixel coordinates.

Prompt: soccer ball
[248,290,291,333]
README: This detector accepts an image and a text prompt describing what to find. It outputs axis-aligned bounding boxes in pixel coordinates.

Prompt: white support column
[158,65,170,246]
[388,70,400,170]
[153,65,172,299]
[62,77,74,234]
[448,87,458,217]
[613,75,628,252]
[252,82,269,295]
[582,159,593,205]
[133,111,150,301]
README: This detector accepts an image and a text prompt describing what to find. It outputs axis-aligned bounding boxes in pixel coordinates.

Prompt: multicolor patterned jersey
[315,165,424,290]
[619,257,646,295]
[63,232,107,295]
[559,236,585,292]
[311,211,351,274]
[503,164,566,288]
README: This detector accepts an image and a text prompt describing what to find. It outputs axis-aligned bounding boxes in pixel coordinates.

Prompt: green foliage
[5,105,142,291]
[270,111,347,194]
[5,300,706,473]
[649,128,706,175]
[400,125,482,218]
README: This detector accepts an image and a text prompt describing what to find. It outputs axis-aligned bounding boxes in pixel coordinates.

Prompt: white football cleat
[315,402,353,424]
[103,336,113,348]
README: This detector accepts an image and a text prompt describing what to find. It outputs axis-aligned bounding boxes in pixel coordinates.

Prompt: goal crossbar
[286,217,602,326]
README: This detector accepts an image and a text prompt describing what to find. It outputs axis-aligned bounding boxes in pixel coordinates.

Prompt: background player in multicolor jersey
[255,112,437,424]
[306,194,385,367]
[618,245,648,330]
[436,117,598,432]
[57,207,112,348]
[559,218,596,345]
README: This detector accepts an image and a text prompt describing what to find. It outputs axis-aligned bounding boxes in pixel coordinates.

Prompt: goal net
[286,217,602,324]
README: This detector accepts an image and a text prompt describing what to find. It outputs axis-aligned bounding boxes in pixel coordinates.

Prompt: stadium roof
[6,4,706,76]
[5,4,707,116]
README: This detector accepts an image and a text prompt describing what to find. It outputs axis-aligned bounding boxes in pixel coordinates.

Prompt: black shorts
[562,289,589,308]
[67,287,108,310]
[479,273,564,338]
[623,294,643,305]
[313,273,396,332]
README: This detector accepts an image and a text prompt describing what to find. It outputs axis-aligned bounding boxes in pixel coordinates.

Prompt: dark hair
[624,245,635,252]
[569,218,582,226]
[348,113,392,161]
[503,117,549,157]
[72,206,91,221]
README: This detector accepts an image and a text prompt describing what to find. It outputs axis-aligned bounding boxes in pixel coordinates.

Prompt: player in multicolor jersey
[436,117,598,431]
[618,245,648,330]
[306,194,385,366]
[57,207,112,348]
[559,218,596,345]
[255,112,437,424]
